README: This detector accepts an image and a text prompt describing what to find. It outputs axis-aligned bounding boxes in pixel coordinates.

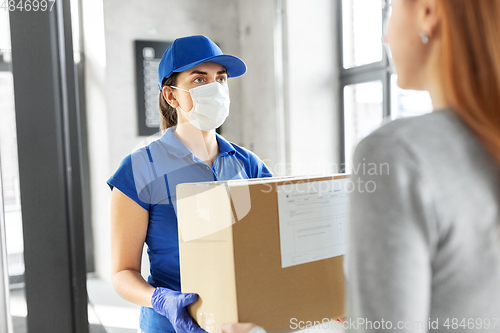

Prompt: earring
[419,31,430,44]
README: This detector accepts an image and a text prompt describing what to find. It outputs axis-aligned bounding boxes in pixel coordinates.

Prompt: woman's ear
[162,86,179,108]
[419,0,441,39]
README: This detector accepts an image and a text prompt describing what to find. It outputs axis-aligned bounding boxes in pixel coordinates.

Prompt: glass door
[2,1,100,331]
[0,9,26,333]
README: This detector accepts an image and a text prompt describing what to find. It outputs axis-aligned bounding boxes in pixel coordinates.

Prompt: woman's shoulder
[354,108,494,184]
[230,141,253,157]
[114,138,165,176]
[370,109,461,141]
[217,134,273,178]
[217,134,261,161]
[232,142,267,167]
[357,108,471,156]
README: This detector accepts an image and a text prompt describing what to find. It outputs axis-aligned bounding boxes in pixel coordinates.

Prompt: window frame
[0,52,24,286]
[337,0,393,170]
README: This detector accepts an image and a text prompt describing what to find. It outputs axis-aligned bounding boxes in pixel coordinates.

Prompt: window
[342,0,383,69]
[0,8,28,331]
[343,80,384,172]
[339,0,432,173]
[0,5,24,287]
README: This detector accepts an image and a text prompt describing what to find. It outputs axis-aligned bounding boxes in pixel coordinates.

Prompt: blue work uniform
[106,126,273,333]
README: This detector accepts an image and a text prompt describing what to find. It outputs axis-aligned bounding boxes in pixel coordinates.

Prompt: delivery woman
[220,0,500,332]
[107,35,272,333]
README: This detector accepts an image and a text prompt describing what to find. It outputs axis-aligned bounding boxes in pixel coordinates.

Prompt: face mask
[171,82,230,132]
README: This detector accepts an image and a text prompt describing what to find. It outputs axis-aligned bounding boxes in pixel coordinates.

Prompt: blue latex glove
[151,287,208,333]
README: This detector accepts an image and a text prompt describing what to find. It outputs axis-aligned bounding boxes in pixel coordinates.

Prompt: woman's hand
[151,287,208,333]
[219,323,262,333]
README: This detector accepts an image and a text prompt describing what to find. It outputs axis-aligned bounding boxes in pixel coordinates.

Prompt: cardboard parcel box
[176,174,350,333]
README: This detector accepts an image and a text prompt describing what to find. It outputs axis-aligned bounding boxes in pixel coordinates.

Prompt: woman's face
[171,62,228,113]
[383,0,432,90]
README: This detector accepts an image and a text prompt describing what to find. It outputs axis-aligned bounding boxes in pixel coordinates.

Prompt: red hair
[436,0,500,164]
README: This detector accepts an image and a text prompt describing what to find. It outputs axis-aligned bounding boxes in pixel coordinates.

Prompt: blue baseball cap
[158,35,247,90]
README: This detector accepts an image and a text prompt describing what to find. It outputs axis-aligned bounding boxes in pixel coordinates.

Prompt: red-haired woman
[220,1,500,332]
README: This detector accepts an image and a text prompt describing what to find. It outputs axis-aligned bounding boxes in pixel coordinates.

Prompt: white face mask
[171,82,230,132]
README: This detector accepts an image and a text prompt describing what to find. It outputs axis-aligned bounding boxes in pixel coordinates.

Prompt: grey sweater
[346,109,500,332]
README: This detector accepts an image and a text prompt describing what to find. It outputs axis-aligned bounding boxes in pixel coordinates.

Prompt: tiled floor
[8,277,141,333]
[8,277,344,333]
[87,277,141,333]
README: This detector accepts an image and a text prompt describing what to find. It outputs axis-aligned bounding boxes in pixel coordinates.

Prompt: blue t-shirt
[106,126,273,333]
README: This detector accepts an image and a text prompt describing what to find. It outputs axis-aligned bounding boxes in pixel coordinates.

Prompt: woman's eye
[217,77,227,83]
[193,77,205,83]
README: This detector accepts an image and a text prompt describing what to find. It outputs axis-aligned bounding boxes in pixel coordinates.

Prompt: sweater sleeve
[345,131,437,332]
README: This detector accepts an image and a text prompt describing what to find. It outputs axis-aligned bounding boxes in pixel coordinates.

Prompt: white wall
[237,0,285,171]
[82,0,112,283]
[285,0,340,176]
